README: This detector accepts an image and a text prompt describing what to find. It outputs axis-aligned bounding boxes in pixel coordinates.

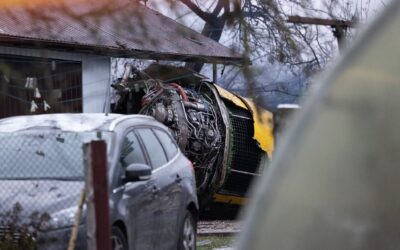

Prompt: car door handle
[152,186,160,195]
[175,174,182,183]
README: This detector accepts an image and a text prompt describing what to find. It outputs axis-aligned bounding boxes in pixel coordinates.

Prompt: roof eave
[0,35,246,65]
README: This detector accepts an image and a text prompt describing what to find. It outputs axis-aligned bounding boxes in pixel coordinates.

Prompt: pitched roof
[0,0,243,64]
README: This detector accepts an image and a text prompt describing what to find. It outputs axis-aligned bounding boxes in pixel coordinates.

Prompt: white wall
[0,46,111,113]
[82,55,110,113]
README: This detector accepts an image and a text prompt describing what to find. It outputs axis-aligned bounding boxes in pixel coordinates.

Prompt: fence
[0,55,83,119]
[0,131,111,250]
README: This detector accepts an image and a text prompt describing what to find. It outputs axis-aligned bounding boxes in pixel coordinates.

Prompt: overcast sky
[149,0,390,32]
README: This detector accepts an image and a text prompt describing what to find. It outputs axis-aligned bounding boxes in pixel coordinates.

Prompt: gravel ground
[197,220,241,235]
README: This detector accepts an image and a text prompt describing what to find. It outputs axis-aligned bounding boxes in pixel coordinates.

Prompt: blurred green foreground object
[237,0,400,249]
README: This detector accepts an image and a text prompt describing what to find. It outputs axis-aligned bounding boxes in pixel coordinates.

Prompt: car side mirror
[125,163,152,182]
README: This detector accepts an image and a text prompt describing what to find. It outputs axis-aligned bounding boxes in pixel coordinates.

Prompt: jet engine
[111,64,274,208]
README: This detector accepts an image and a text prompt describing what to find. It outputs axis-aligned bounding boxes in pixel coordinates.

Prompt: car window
[136,128,168,169]
[120,131,146,168]
[153,129,178,160]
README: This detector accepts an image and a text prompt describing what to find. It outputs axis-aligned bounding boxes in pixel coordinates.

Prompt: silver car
[0,113,198,250]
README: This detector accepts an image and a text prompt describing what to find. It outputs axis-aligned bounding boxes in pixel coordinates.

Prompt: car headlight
[40,205,86,231]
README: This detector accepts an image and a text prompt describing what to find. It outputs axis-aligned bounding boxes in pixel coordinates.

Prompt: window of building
[0,54,82,118]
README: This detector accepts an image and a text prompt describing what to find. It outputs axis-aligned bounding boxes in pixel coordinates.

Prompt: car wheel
[112,226,128,250]
[179,211,197,250]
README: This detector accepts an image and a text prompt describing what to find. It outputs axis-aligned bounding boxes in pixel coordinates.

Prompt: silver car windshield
[0,130,112,180]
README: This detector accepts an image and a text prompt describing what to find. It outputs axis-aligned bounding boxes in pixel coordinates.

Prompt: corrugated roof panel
[0,0,242,63]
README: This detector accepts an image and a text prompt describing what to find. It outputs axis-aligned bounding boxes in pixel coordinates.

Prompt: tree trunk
[179,0,228,73]
[186,19,225,72]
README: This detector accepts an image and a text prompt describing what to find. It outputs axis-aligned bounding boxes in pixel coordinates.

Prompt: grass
[196,235,235,250]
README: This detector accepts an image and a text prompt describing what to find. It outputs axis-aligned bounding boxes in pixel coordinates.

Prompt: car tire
[112,226,128,250]
[179,211,197,250]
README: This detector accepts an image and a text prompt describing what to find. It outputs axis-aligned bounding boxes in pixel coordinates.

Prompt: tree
[149,0,376,76]
[161,0,233,72]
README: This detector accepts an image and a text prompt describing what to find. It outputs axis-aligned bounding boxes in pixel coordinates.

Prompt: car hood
[0,180,83,218]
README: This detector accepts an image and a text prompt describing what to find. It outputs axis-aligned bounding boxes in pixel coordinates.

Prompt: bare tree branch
[179,0,217,25]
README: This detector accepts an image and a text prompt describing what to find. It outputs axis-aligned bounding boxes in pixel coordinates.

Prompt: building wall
[0,46,110,113]
[82,55,111,113]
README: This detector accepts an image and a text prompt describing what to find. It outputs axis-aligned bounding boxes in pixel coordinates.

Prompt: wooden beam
[287,16,355,29]
[84,141,112,250]
[287,15,356,50]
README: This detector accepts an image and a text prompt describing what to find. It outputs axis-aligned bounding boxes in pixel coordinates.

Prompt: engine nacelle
[111,64,274,208]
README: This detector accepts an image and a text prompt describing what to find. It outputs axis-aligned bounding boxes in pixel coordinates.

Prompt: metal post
[103,57,113,115]
[212,63,217,83]
[84,141,111,250]
[332,25,345,50]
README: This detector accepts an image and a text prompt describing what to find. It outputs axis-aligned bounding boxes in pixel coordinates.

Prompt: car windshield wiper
[0,177,84,181]
[45,177,84,181]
